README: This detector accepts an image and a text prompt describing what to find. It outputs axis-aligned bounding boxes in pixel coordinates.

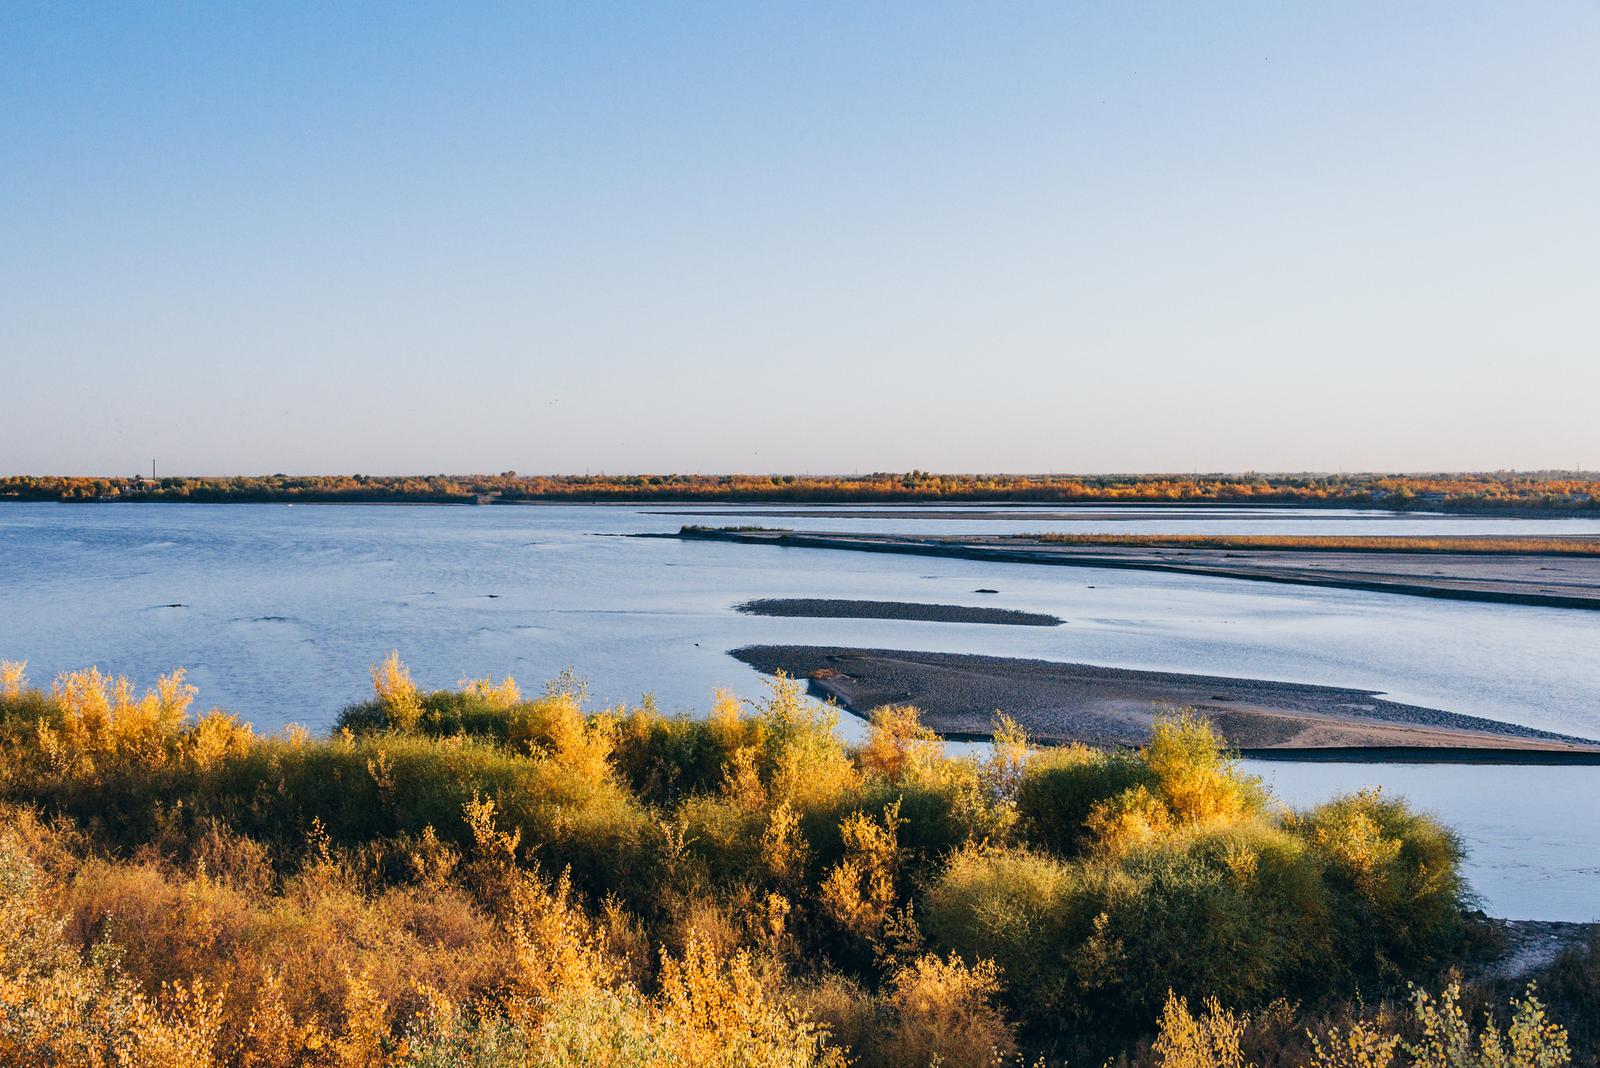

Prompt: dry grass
[1024,533,1600,555]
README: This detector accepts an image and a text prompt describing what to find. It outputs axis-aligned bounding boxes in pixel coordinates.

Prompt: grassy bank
[1024,533,1600,555]
[0,657,1586,1066]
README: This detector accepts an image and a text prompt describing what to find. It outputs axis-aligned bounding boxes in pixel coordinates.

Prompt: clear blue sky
[4,3,1597,476]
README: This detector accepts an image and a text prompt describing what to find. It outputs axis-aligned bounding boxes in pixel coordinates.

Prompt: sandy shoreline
[677,528,1600,610]
[655,507,1489,521]
[734,598,1062,626]
[731,645,1600,762]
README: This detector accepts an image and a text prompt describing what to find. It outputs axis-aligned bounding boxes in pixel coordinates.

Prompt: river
[2,501,1596,919]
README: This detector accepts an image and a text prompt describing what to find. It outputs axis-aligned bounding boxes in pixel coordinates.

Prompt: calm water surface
[2,502,1597,919]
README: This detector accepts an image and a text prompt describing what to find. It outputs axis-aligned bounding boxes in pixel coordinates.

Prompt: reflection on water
[2,501,1597,919]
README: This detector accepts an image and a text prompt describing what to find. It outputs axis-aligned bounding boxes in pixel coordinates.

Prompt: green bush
[929,722,1467,1037]
[1016,744,1155,855]
[1289,788,1471,977]
[920,846,1088,1018]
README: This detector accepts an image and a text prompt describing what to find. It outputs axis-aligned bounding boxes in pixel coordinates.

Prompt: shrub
[920,846,1085,1017]
[857,705,944,783]
[0,831,236,1067]
[744,674,860,812]
[1017,713,1268,860]
[1403,982,1569,1068]
[877,951,1017,1068]
[819,800,904,945]
[610,704,727,804]
[1076,823,1330,1025]
[1290,789,1470,976]
[1138,711,1268,828]
[370,652,423,733]
[0,661,25,702]
[1017,743,1156,855]
[1152,991,1249,1068]
[790,973,876,1061]
[650,938,847,1067]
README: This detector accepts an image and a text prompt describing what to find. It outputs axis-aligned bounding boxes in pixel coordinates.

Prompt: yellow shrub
[503,867,618,1016]
[235,968,329,1068]
[662,890,746,965]
[708,687,752,751]
[654,937,847,1068]
[0,661,25,701]
[791,972,876,1062]
[40,666,197,776]
[1086,783,1176,854]
[52,844,511,1062]
[188,710,255,771]
[1406,981,1570,1068]
[124,979,227,1068]
[458,674,521,709]
[722,745,768,810]
[328,966,389,1067]
[1152,990,1248,1068]
[984,713,1031,801]
[1308,1019,1401,1068]
[858,704,944,783]
[461,793,523,897]
[1309,789,1405,898]
[820,801,903,942]
[880,951,1017,1068]
[371,652,423,732]
[1142,711,1265,828]
[761,801,808,884]
[544,696,617,787]
[754,674,859,809]
[0,832,231,1068]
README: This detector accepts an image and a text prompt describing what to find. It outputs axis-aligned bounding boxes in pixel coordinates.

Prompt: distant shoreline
[6,472,1600,516]
[4,497,1599,519]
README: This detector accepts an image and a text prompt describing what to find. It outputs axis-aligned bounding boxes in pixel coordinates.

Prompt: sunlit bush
[1151,990,1249,1068]
[820,800,904,946]
[1289,788,1470,975]
[1016,742,1156,855]
[929,718,1464,1034]
[0,661,25,702]
[877,951,1018,1068]
[1138,711,1268,828]
[920,845,1085,1018]
[858,704,944,783]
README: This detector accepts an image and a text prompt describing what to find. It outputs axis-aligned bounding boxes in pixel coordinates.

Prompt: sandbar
[731,645,1600,762]
[734,598,1061,626]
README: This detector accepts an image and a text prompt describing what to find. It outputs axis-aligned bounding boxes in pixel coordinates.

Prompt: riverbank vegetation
[1023,534,1600,556]
[0,656,1587,1065]
[4,471,1598,515]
